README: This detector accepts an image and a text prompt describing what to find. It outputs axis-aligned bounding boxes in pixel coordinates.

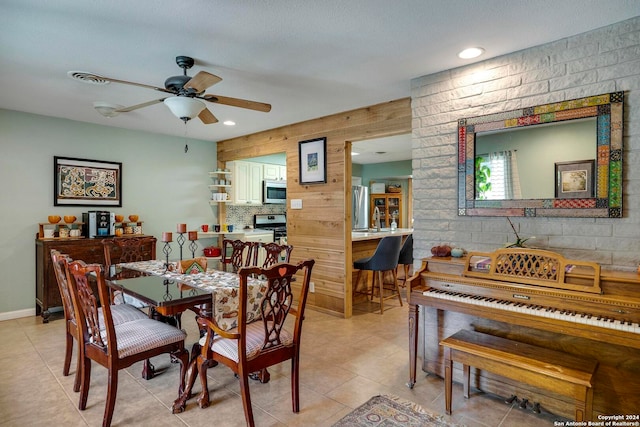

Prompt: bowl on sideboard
[115,214,124,222]
[63,215,76,224]
[128,215,139,222]
[48,215,61,224]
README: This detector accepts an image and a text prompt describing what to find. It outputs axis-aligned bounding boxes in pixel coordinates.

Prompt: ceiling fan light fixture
[164,97,205,121]
[93,101,124,118]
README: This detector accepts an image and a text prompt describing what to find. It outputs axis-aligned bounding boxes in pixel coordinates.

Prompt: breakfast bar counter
[351,228,413,242]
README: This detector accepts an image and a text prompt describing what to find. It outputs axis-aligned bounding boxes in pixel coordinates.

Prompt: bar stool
[353,235,403,314]
[397,234,413,303]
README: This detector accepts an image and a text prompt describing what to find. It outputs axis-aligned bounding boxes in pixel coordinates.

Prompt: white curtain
[480,150,522,200]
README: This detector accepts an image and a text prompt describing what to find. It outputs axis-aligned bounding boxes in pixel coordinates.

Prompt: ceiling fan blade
[115,98,166,113]
[202,94,271,112]
[183,71,222,93]
[94,74,175,94]
[198,108,218,124]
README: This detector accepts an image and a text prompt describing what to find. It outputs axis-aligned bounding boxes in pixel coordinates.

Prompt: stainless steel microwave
[263,180,286,204]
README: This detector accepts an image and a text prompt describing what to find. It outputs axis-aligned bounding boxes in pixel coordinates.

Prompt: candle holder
[176,232,186,261]
[162,241,173,272]
[189,240,199,258]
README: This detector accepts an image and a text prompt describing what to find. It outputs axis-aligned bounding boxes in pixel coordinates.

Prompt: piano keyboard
[422,288,640,334]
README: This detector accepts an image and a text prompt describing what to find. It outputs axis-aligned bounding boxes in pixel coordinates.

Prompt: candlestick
[176,232,186,261]
[189,239,199,258]
[162,241,172,272]
[177,223,187,233]
[162,232,173,242]
[188,231,198,241]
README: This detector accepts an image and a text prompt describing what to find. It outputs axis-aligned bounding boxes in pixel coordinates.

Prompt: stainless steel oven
[254,214,287,240]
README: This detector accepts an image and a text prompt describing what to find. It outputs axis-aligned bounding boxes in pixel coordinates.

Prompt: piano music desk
[441,329,598,421]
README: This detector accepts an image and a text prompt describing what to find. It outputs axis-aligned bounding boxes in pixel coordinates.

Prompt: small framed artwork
[298,137,327,184]
[555,159,595,199]
[54,156,122,206]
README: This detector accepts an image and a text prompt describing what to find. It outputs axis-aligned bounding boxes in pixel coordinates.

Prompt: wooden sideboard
[35,235,152,323]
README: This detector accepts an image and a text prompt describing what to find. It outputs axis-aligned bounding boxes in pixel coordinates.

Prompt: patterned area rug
[332,394,463,427]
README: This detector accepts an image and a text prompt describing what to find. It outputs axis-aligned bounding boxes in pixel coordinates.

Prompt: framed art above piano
[458,92,624,218]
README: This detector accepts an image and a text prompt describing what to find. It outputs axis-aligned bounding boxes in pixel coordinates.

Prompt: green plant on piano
[505,217,534,248]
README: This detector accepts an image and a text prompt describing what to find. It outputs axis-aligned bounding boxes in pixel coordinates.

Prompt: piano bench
[440,329,598,422]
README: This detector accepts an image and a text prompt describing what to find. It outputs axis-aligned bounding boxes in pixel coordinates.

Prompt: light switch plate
[291,199,303,209]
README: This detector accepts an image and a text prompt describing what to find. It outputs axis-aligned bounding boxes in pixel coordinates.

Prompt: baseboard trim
[0,308,37,321]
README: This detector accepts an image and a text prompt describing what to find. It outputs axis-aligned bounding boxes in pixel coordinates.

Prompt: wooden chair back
[51,249,76,325]
[50,249,82,391]
[261,242,293,268]
[102,236,157,266]
[221,239,259,272]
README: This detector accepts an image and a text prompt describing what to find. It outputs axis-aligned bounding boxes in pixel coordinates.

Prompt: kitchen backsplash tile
[226,204,286,229]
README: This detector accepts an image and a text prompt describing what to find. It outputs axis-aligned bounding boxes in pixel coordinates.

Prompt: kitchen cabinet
[263,163,286,181]
[227,161,263,205]
[370,193,402,228]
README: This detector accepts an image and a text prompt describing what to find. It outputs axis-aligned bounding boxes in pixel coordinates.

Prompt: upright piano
[408,248,640,418]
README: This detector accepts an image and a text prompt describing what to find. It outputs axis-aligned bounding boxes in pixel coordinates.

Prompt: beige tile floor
[0,296,566,426]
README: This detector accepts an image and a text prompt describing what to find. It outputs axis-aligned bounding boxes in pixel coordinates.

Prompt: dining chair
[102,236,157,279]
[65,260,189,427]
[221,239,259,272]
[102,236,158,306]
[353,235,403,314]
[261,242,293,268]
[50,249,148,394]
[172,259,315,427]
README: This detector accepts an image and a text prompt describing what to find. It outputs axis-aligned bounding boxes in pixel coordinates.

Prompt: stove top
[254,214,287,237]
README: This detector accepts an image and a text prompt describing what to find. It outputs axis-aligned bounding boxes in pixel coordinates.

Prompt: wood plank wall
[217,98,411,317]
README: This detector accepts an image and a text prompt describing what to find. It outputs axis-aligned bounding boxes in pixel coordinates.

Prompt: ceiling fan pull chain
[183,121,189,153]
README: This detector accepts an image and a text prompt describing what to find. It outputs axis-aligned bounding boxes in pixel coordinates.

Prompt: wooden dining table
[109,260,268,331]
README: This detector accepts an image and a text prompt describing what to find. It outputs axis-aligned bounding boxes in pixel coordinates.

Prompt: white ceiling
[2,1,638,157]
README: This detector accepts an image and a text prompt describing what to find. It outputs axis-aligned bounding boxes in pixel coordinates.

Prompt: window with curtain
[476,150,522,200]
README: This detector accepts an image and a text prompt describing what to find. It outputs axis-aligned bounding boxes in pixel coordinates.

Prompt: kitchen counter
[351,228,413,241]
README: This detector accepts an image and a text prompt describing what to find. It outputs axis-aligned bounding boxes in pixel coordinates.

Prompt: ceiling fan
[69,55,271,125]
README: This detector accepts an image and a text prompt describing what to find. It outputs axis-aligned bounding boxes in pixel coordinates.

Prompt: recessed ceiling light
[223,120,236,126]
[458,47,485,59]
[352,152,360,156]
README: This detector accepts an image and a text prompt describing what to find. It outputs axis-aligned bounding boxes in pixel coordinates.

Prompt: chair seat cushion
[88,304,147,331]
[101,319,186,358]
[107,304,148,325]
[200,321,293,362]
[353,256,373,270]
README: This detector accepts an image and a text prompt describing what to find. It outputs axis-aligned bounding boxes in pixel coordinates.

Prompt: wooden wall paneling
[217,98,411,317]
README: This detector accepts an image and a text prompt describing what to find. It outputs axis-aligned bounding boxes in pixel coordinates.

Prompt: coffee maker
[83,211,115,238]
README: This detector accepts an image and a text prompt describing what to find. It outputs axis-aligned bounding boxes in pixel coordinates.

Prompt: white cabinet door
[229,161,263,205]
[263,163,286,181]
[247,162,263,204]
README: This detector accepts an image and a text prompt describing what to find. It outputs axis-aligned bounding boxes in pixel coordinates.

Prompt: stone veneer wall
[411,16,640,270]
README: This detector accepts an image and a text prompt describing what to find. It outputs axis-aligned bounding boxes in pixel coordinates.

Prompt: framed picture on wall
[299,137,327,184]
[554,159,595,199]
[54,156,122,206]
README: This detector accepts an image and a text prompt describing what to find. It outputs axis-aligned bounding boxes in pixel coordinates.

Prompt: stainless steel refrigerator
[352,185,369,231]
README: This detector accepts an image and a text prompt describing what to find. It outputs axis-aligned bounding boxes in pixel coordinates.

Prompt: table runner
[118,260,267,331]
